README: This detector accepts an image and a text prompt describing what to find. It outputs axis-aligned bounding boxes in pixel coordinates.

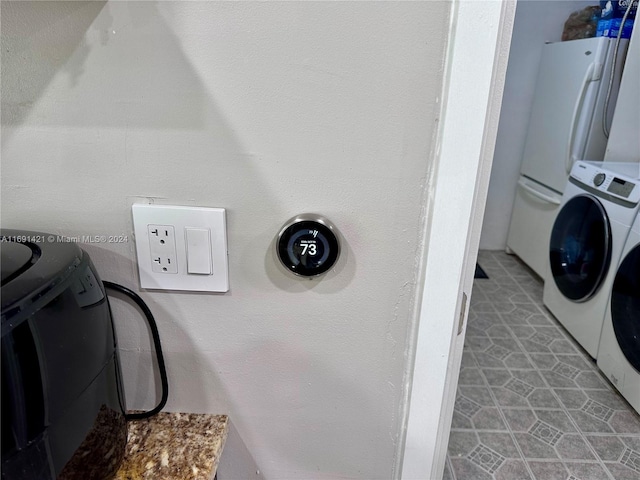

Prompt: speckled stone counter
[115,413,229,480]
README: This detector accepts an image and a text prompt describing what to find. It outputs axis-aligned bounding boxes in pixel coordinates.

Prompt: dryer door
[611,244,640,372]
[549,194,612,302]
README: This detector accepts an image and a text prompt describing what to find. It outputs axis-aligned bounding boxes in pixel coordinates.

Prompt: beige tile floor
[445,251,640,480]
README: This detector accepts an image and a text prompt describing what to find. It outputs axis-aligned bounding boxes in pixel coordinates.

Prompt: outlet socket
[132,204,229,292]
[148,224,178,274]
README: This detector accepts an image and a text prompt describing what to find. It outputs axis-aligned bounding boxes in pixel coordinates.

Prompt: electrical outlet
[132,204,229,292]
[148,225,178,274]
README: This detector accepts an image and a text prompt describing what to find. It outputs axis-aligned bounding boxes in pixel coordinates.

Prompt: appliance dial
[593,172,606,187]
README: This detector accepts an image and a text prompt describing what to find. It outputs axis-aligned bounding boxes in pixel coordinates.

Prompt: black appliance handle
[103,281,168,420]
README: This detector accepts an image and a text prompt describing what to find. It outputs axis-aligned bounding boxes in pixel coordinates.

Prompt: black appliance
[1,230,127,479]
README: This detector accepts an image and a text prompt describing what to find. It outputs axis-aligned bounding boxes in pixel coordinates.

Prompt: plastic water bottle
[596,0,637,38]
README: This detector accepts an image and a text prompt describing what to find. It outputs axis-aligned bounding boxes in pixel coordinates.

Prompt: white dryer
[543,161,640,358]
[597,211,640,414]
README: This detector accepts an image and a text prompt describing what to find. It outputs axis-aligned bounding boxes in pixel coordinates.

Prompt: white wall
[479,0,597,250]
[402,1,515,478]
[605,27,640,162]
[1,2,450,479]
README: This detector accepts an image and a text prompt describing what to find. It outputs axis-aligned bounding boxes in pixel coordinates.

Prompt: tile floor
[445,251,640,480]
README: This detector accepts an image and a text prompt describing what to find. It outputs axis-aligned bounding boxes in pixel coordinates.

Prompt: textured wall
[1,1,450,478]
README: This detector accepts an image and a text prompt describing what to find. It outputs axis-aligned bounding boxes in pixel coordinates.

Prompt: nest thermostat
[277,214,340,277]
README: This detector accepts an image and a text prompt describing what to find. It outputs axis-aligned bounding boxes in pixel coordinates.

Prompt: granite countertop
[115,412,229,480]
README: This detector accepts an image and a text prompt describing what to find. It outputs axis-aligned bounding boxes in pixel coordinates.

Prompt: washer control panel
[276,214,340,277]
[571,161,640,203]
[593,172,606,187]
[607,176,637,198]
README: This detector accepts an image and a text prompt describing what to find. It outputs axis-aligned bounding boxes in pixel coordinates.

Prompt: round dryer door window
[549,195,612,302]
[611,244,640,373]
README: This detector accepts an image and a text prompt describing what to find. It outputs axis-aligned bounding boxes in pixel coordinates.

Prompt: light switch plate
[132,204,229,292]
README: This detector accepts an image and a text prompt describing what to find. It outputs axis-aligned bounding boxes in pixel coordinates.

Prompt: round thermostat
[276,214,340,277]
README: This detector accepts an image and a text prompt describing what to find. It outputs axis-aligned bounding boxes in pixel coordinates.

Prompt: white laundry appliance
[543,160,640,358]
[597,211,640,414]
[506,36,628,278]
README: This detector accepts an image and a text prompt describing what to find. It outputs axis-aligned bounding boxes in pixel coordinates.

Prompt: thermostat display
[277,214,340,277]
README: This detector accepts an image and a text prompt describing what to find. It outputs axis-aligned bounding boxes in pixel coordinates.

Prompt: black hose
[103,281,169,420]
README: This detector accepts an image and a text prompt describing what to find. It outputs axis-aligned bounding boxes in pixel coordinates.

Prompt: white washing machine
[543,160,640,358]
[597,211,640,414]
